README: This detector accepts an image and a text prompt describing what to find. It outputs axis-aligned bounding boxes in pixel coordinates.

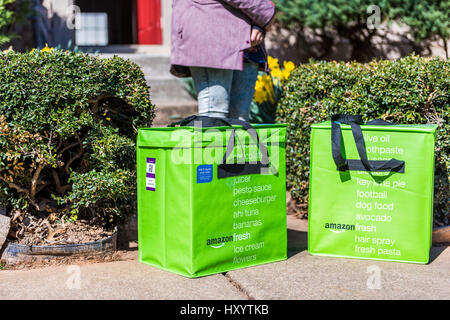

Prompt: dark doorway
[75,0,135,45]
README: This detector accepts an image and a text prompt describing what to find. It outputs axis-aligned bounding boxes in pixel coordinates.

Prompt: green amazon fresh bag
[308,115,438,264]
[137,116,287,278]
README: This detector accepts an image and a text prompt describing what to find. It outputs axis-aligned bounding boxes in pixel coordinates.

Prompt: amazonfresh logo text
[207,232,251,249]
[325,222,355,233]
[207,235,234,249]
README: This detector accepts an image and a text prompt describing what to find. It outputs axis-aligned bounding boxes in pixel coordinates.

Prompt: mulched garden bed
[9,213,115,246]
[286,192,308,219]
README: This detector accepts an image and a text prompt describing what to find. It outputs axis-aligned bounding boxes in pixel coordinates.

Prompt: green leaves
[275,0,390,27]
[274,0,450,60]
[0,0,29,46]
[62,170,136,224]
[0,49,155,227]
[277,55,449,225]
[389,0,450,42]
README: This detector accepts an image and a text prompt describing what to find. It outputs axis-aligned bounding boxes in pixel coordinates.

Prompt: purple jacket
[170,0,275,77]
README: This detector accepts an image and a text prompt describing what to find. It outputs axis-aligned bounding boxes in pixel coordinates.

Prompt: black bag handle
[169,115,231,128]
[331,115,405,173]
[170,115,271,178]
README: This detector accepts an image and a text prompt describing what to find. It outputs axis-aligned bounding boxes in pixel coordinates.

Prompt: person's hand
[251,28,264,47]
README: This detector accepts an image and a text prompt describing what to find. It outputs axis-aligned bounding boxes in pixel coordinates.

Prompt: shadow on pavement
[429,246,448,263]
[287,229,308,258]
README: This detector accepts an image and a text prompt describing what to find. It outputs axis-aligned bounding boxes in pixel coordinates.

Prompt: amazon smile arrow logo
[206,235,234,249]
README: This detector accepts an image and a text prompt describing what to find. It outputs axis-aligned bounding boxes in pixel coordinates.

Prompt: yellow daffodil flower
[283,61,295,73]
[271,67,282,79]
[268,56,280,70]
[253,56,296,106]
[41,44,54,53]
[282,68,291,81]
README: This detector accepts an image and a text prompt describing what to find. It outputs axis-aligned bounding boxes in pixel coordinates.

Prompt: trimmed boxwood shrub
[0,49,155,229]
[277,55,449,226]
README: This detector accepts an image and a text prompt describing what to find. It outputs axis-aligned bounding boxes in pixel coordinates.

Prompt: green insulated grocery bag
[308,115,438,264]
[137,116,287,277]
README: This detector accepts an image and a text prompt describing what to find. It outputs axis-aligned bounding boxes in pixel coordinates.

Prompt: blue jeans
[189,62,259,121]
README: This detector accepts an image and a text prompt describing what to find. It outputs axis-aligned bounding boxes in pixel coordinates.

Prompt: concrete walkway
[0,216,449,300]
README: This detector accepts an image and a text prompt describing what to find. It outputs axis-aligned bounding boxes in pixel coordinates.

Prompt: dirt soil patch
[11,218,115,246]
[1,248,138,271]
[287,192,308,219]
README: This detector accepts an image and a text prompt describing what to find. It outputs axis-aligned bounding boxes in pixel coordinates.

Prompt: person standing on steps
[170,0,276,121]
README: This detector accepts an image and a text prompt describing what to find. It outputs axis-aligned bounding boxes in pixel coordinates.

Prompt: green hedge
[274,0,450,61]
[0,0,30,46]
[0,49,154,228]
[277,55,449,226]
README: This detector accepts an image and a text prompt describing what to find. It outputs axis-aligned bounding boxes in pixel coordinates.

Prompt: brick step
[147,77,195,102]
